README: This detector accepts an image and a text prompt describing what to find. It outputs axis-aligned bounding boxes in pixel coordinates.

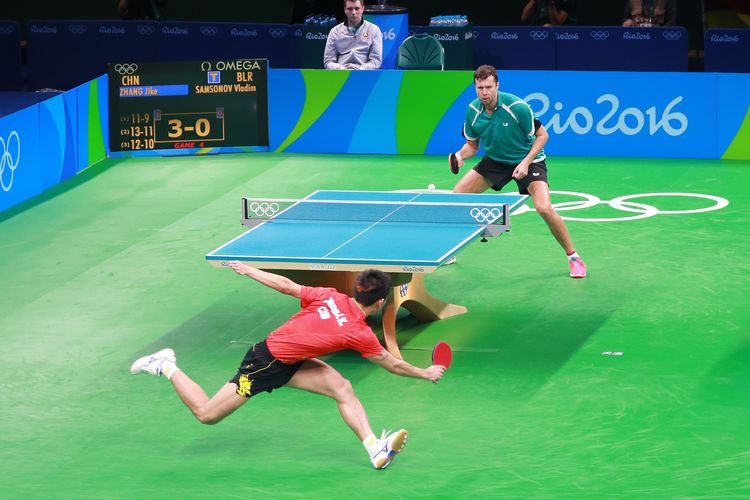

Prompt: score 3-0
[154,109,225,145]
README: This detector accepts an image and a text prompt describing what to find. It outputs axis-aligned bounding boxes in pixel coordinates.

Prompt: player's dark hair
[474,64,498,83]
[354,269,391,306]
[344,0,364,7]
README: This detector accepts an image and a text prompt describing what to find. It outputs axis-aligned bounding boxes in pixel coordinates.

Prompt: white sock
[362,433,378,456]
[567,251,580,260]
[162,362,180,380]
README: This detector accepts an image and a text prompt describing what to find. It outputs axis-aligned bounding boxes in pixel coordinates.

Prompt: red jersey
[265,286,384,364]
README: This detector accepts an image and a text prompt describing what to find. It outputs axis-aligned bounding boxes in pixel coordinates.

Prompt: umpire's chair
[397,34,445,70]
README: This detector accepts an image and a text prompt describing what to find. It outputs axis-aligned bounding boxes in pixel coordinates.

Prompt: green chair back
[397,34,445,70]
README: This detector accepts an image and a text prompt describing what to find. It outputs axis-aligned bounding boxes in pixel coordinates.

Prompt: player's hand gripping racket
[432,341,453,369]
[449,153,460,175]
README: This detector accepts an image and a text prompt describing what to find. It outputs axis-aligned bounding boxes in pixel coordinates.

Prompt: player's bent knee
[535,203,554,218]
[195,408,223,425]
[332,377,355,401]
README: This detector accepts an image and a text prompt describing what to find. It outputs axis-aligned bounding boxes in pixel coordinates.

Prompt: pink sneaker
[569,256,587,279]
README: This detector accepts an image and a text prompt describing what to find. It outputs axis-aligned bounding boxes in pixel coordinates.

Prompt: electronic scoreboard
[108,59,268,153]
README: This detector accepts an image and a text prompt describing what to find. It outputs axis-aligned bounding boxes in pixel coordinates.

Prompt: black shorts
[474,156,548,195]
[229,340,303,398]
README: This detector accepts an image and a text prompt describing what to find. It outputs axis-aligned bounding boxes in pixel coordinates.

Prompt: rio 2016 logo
[382,28,396,41]
[526,92,689,137]
[1,131,20,193]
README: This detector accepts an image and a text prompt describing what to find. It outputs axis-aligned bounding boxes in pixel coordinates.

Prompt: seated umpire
[324,0,383,70]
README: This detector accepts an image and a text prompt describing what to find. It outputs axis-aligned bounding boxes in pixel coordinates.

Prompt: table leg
[381,273,467,359]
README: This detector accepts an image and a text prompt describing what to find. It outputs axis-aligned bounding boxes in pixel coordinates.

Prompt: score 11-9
[120,113,151,124]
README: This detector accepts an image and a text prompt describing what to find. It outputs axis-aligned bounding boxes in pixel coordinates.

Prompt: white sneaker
[370,429,408,469]
[129,348,176,376]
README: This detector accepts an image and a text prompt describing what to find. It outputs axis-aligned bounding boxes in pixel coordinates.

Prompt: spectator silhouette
[521,0,577,26]
[118,0,165,20]
[623,0,677,27]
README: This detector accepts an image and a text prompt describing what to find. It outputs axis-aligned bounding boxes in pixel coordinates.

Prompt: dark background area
[0,0,706,49]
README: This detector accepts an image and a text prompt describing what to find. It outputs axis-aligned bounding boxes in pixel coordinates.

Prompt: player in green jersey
[449,64,586,278]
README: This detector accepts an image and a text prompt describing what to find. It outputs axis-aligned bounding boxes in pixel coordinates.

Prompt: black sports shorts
[229,340,303,398]
[474,156,548,195]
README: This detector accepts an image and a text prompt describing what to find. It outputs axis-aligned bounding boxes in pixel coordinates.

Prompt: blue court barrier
[472,26,555,70]
[705,29,750,73]
[411,25,687,72]
[268,69,724,159]
[0,106,41,211]
[716,73,750,160]
[554,26,688,72]
[26,20,296,90]
[75,76,108,171]
[156,21,295,68]
[512,71,715,158]
[3,69,750,214]
[0,92,60,118]
[290,25,305,69]
[22,21,692,93]
[300,23,329,69]
[0,21,22,90]
[0,76,107,213]
[27,20,158,90]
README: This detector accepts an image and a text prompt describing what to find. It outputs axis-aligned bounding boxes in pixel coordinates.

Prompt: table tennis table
[206,190,527,358]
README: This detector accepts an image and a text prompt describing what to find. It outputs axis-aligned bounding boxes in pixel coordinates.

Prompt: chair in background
[397,33,444,70]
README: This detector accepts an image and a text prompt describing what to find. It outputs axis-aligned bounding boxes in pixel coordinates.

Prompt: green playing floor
[1,153,749,498]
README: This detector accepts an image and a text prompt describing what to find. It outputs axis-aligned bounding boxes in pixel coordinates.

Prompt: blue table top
[206,190,527,273]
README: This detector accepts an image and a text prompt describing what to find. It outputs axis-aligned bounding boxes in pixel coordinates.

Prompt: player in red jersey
[130,261,446,469]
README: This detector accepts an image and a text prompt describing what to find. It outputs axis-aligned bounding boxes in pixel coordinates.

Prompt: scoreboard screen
[108,59,268,153]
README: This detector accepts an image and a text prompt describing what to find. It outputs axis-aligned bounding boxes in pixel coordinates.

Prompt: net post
[241,197,249,226]
[480,203,510,238]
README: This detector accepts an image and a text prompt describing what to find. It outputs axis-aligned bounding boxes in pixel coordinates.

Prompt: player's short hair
[354,269,391,306]
[474,64,498,83]
[344,0,364,7]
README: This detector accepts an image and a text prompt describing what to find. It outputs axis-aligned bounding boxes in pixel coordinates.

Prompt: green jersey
[463,91,545,165]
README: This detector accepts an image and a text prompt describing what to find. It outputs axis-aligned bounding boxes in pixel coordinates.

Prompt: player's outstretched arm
[368,350,446,382]
[227,261,302,298]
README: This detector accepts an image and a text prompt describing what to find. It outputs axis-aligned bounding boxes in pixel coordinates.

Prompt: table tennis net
[242,197,509,226]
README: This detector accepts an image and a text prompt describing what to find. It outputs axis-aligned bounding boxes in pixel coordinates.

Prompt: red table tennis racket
[449,153,459,175]
[432,341,453,369]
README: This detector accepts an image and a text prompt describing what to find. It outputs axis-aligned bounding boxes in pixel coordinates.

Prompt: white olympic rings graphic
[470,207,502,223]
[1,130,21,193]
[512,191,729,222]
[591,30,610,41]
[114,63,138,75]
[269,28,288,38]
[249,202,280,217]
[136,25,155,35]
